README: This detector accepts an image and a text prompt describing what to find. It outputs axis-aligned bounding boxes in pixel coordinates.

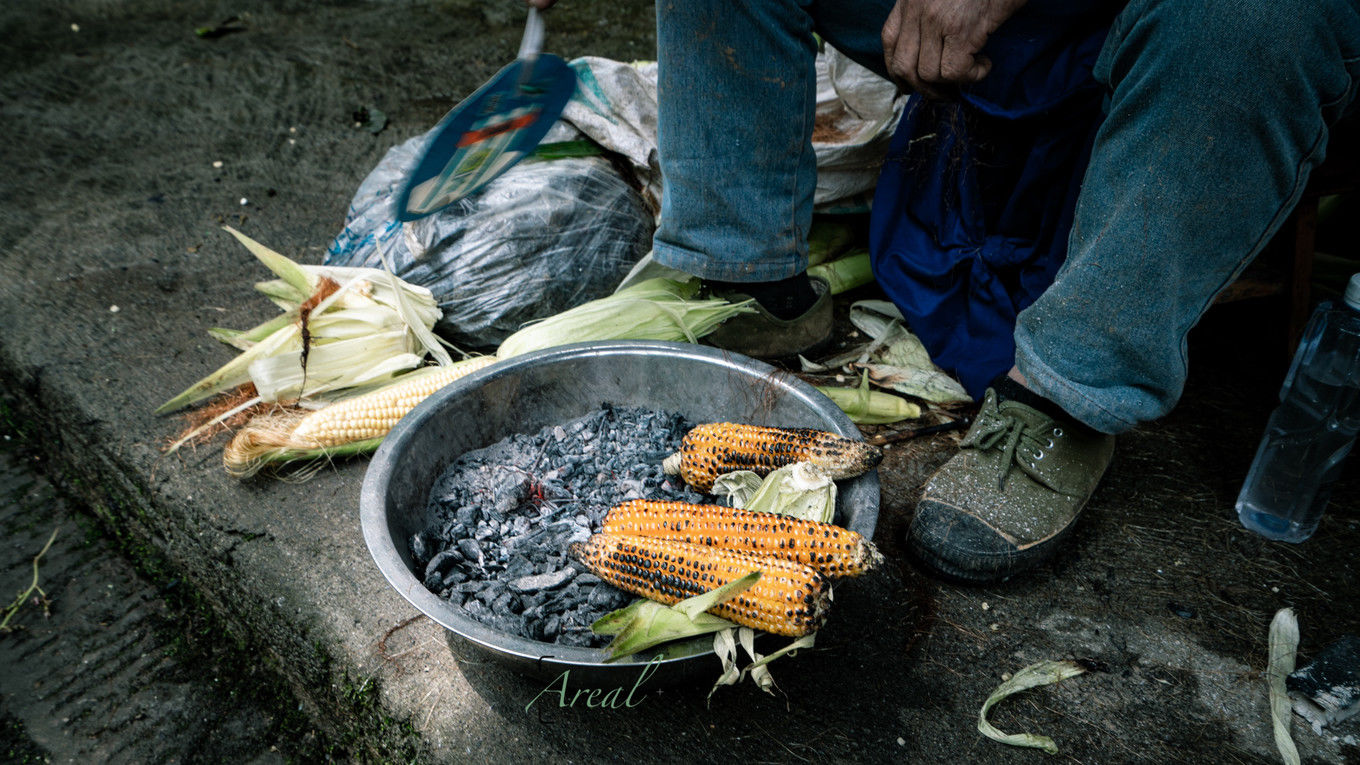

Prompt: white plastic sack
[562,48,907,214]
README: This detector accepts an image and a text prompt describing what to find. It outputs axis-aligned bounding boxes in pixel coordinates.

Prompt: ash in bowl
[410,404,709,647]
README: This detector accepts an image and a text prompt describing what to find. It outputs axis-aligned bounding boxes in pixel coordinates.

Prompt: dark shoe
[907,388,1115,583]
[704,276,833,359]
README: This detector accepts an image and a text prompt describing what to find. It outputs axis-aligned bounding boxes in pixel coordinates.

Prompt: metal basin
[360,340,880,685]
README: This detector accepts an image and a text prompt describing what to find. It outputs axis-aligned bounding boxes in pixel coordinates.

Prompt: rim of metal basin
[360,340,880,679]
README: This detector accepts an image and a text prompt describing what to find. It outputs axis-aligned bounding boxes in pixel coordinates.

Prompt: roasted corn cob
[569,534,830,637]
[662,422,883,492]
[602,499,883,578]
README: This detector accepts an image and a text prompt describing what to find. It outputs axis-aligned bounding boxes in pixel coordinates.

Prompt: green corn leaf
[156,322,300,413]
[742,463,837,523]
[674,570,760,620]
[591,571,758,661]
[254,278,308,308]
[496,277,753,359]
[979,660,1087,755]
[809,249,873,295]
[529,140,603,160]
[807,220,855,267]
[223,226,313,296]
[209,312,297,349]
[207,327,244,344]
[816,369,921,425]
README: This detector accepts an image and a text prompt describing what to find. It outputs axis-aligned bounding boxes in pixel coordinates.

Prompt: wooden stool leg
[1286,197,1320,355]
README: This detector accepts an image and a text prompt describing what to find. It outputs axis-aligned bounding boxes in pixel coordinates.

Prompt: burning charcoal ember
[510,568,575,593]
[409,532,431,568]
[456,538,483,563]
[423,549,462,581]
[502,557,534,580]
[418,405,706,647]
[456,505,479,528]
[587,585,631,611]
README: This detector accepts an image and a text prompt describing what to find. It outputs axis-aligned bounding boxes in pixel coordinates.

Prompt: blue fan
[396,8,577,220]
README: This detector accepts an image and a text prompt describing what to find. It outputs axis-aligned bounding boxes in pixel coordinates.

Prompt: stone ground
[1,0,1359,762]
[0,439,324,763]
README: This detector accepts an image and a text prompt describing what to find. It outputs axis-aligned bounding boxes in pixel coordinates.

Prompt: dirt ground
[1,1,1358,763]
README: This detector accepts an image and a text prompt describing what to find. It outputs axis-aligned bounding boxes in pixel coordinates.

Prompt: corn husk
[816,369,921,424]
[711,471,764,509]
[1268,608,1301,765]
[591,571,754,661]
[709,627,816,701]
[979,660,1087,754]
[801,300,970,405]
[808,250,873,295]
[742,462,837,524]
[495,277,755,359]
[157,227,447,414]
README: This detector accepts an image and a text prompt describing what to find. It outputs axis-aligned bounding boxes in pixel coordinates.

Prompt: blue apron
[869,2,1123,398]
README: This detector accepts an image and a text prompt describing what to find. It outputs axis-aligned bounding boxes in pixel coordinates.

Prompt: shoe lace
[960,404,1057,491]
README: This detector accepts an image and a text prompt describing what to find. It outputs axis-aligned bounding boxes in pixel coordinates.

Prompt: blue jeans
[653,0,1360,433]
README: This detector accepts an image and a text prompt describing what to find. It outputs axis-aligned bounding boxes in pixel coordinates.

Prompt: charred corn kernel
[662,422,883,492]
[603,499,883,578]
[569,534,830,637]
[290,356,497,446]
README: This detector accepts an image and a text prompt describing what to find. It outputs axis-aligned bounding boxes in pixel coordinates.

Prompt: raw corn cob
[569,534,830,637]
[222,355,497,477]
[662,422,883,492]
[602,499,883,578]
[289,354,497,445]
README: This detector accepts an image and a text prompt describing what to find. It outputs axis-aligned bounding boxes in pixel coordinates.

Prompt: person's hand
[881,0,1026,99]
[527,0,558,9]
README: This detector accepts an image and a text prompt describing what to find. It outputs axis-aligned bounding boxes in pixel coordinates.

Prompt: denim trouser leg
[1014,0,1360,434]
[651,0,893,281]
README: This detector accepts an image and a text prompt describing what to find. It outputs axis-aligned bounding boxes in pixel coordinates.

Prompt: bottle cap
[1347,273,1360,311]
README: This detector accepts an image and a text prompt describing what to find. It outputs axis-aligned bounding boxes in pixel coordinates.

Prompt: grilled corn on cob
[662,422,882,492]
[602,499,883,578]
[569,534,830,637]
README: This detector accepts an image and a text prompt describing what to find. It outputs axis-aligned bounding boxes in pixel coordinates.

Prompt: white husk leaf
[248,330,421,401]
[801,301,969,404]
[1269,608,1301,765]
[711,471,764,508]
[742,462,837,523]
[978,660,1087,754]
[159,228,448,413]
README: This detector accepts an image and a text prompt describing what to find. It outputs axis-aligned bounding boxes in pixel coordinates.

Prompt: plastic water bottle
[1236,273,1360,543]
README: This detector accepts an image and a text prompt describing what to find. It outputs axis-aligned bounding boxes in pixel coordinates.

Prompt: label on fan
[396,54,576,221]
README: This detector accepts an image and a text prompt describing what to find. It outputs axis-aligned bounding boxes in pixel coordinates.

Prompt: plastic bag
[561,49,905,213]
[810,48,909,209]
[325,125,654,349]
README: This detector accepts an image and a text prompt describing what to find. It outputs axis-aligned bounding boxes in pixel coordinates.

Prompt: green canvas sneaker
[908,388,1115,583]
